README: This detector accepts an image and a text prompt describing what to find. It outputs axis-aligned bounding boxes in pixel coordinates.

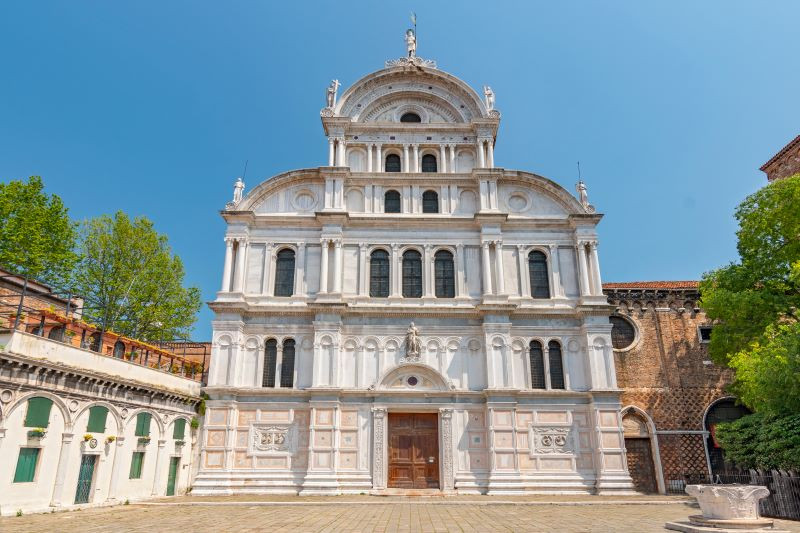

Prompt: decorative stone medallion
[68,399,79,412]
[0,389,13,403]
[530,426,574,455]
[249,424,295,455]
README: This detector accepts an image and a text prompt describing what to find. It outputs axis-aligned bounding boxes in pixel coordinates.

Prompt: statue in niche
[232,177,245,204]
[325,79,340,109]
[575,180,589,208]
[484,86,495,111]
[405,28,416,58]
[405,322,421,358]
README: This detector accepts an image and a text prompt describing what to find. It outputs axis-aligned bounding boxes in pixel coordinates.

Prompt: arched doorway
[704,398,750,475]
[622,408,661,493]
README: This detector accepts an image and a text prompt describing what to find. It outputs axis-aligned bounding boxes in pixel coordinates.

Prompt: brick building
[604,281,748,494]
[760,134,800,181]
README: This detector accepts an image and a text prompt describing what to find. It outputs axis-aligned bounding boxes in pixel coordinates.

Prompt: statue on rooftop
[484,86,495,111]
[576,180,589,209]
[233,177,245,204]
[405,29,417,58]
[325,79,340,109]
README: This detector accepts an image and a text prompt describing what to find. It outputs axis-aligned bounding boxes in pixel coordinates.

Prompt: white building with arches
[199,41,634,495]
[0,273,200,515]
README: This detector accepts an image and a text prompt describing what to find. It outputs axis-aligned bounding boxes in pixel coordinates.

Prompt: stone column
[333,240,343,294]
[477,139,486,168]
[376,144,383,172]
[403,144,410,172]
[275,343,284,386]
[336,138,346,167]
[589,241,603,295]
[439,408,454,490]
[328,138,335,166]
[262,243,274,295]
[517,245,530,297]
[390,244,400,297]
[455,244,466,298]
[549,244,563,298]
[413,144,420,173]
[494,240,505,295]
[358,243,368,297]
[576,242,591,297]
[366,144,373,172]
[371,408,387,489]
[424,245,434,297]
[319,239,329,294]
[49,432,75,506]
[294,242,306,296]
[439,144,447,173]
[106,436,126,501]
[355,345,364,388]
[481,242,493,296]
[220,238,234,291]
[487,140,495,167]
[543,345,552,390]
[449,144,456,173]
[151,439,167,495]
[232,240,247,293]
[488,180,499,210]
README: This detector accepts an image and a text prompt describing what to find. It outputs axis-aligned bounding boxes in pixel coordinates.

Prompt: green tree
[72,212,201,341]
[0,176,77,283]
[700,173,800,415]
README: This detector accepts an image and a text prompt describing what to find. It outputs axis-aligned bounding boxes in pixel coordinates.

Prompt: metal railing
[0,272,208,384]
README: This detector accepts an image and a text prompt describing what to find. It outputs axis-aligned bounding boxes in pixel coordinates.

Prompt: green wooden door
[74,454,97,504]
[166,456,180,496]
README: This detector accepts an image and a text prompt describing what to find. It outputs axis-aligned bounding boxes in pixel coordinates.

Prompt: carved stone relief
[249,424,296,455]
[530,426,574,456]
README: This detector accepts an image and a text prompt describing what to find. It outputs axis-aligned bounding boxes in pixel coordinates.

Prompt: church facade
[196,43,634,495]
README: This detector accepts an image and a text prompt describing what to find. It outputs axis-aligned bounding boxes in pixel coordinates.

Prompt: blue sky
[1,1,798,340]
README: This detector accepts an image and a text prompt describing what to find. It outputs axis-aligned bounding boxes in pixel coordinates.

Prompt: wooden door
[388,413,440,489]
[74,454,97,504]
[625,437,657,493]
[166,456,180,496]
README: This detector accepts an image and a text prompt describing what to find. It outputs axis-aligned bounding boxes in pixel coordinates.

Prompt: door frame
[621,406,665,494]
[372,406,454,491]
[166,455,181,496]
[74,452,100,504]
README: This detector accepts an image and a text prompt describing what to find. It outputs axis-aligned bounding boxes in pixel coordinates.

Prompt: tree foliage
[72,212,201,341]
[715,412,800,471]
[0,176,77,283]
[700,174,800,415]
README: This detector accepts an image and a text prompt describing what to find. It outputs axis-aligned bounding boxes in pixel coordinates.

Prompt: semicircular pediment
[336,68,486,122]
[360,92,462,123]
[374,362,454,392]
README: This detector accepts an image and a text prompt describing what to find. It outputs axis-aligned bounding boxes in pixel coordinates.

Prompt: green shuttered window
[173,418,186,440]
[14,448,40,483]
[24,397,53,428]
[129,451,144,479]
[87,406,109,433]
[135,413,151,437]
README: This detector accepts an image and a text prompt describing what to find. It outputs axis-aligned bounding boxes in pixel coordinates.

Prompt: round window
[406,376,418,387]
[610,316,636,350]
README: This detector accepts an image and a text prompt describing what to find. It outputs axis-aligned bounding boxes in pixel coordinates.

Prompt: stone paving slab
[2,499,799,533]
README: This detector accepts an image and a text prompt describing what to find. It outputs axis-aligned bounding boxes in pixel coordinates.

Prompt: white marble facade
[196,46,634,495]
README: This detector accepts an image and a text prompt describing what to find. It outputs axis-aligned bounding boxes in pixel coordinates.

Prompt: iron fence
[0,271,209,384]
[666,470,800,521]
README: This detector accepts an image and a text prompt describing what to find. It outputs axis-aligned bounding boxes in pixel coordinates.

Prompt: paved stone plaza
[2,496,799,533]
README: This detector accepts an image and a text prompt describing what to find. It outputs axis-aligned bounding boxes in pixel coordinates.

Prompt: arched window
[402,250,423,298]
[280,339,295,388]
[422,190,439,213]
[529,340,545,389]
[434,250,455,298]
[610,316,636,350]
[384,190,401,213]
[263,339,277,387]
[421,154,437,173]
[370,250,390,297]
[400,112,421,123]
[528,251,551,298]
[48,326,64,341]
[113,341,126,359]
[385,154,401,172]
[274,248,295,297]
[88,332,101,352]
[548,341,565,389]
[705,399,751,475]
